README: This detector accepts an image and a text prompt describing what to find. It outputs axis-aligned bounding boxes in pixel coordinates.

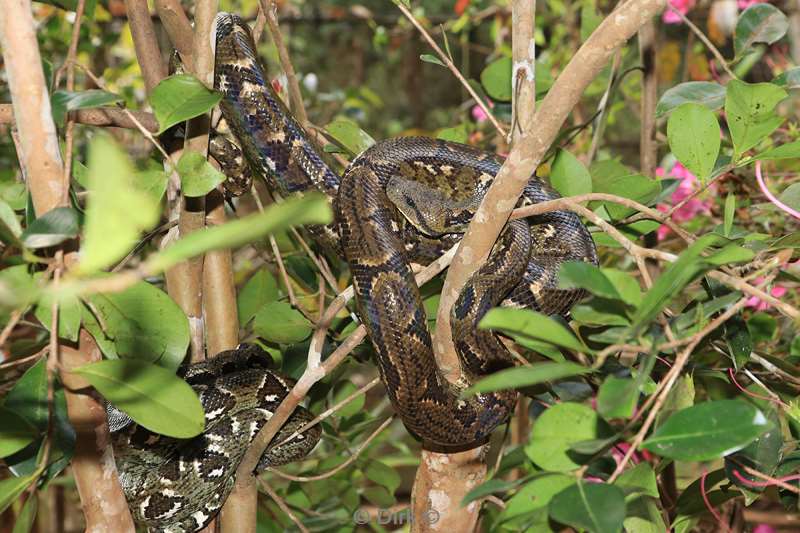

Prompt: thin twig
[667,5,736,80]
[60,0,87,205]
[257,480,310,533]
[394,1,506,137]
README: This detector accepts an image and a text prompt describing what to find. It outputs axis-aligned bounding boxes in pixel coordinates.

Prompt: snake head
[386,176,479,237]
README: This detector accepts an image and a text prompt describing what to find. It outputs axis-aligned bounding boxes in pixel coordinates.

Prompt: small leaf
[437,124,468,144]
[558,261,621,300]
[550,150,592,197]
[51,89,122,127]
[480,56,512,101]
[526,402,603,471]
[642,400,772,461]
[253,301,312,344]
[590,163,660,220]
[597,376,638,419]
[77,136,160,274]
[0,474,37,515]
[176,151,227,197]
[0,199,23,246]
[615,463,659,499]
[655,82,726,117]
[778,183,800,212]
[754,140,800,160]
[34,291,82,342]
[147,194,332,274]
[463,362,590,395]
[419,54,445,67]
[0,408,39,458]
[725,80,786,159]
[70,359,204,438]
[325,119,375,156]
[705,244,755,265]
[724,193,735,237]
[500,474,574,522]
[150,74,221,134]
[20,207,80,248]
[365,460,401,494]
[462,477,525,506]
[667,103,721,181]
[734,4,789,58]
[480,308,590,353]
[548,482,626,533]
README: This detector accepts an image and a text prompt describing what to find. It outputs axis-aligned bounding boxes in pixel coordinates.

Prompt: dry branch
[155,0,194,66]
[123,0,167,92]
[0,104,158,131]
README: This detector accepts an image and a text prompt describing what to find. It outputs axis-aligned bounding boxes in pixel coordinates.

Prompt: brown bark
[123,0,167,92]
[0,2,135,531]
[0,104,159,132]
[638,20,658,177]
[154,0,194,66]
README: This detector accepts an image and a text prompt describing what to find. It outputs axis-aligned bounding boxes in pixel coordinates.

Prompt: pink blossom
[471,104,488,123]
[738,0,766,10]
[753,525,776,533]
[745,278,789,311]
[662,0,695,24]
[655,163,715,241]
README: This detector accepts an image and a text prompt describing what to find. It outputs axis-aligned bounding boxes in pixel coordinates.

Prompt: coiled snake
[110,12,597,532]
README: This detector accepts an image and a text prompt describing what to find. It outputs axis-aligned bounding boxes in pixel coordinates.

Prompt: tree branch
[123,0,167,92]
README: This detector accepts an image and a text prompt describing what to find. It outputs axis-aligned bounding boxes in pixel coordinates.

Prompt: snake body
[112,12,597,532]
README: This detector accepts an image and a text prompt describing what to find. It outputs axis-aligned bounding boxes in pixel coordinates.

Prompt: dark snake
[110,12,598,532]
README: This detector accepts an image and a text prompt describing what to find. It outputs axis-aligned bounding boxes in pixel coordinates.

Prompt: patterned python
[111,12,597,532]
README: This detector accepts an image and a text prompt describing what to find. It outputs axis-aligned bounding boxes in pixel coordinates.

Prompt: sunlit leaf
[667,103,721,181]
[480,308,590,353]
[463,362,590,395]
[526,402,604,471]
[725,80,786,159]
[150,74,221,134]
[550,150,592,197]
[325,118,375,155]
[177,151,227,197]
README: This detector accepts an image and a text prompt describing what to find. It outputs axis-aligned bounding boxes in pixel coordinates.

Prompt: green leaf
[0,199,22,246]
[331,381,366,418]
[0,408,39,458]
[601,268,643,307]
[616,463,659,499]
[253,301,312,344]
[238,269,280,326]
[71,359,204,438]
[463,362,590,395]
[734,4,789,58]
[725,80,786,159]
[77,136,160,274]
[642,400,772,461]
[462,477,525,506]
[150,74,221,134]
[705,244,755,265]
[571,299,631,326]
[550,150,592,197]
[480,308,590,353]
[324,118,375,155]
[0,474,38,515]
[480,56,512,101]
[549,482,626,533]
[773,67,800,89]
[177,151,227,197]
[51,89,122,127]
[724,193,735,237]
[667,103,721,181]
[590,163,660,220]
[558,261,621,300]
[725,402,782,491]
[147,194,332,274]
[20,207,80,248]
[419,54,445,67]
[778,183,800,212]
[753,140,800,160]
[526,402,602,471]
[364,460,401,494]
[437,124,468,144]
[655,82,726,117]
[34,290,82,342]
[597,376,638,419]
[630,234,717,335]
[11,491,38,533]
[499,474,574,523]
[82,281,190,370]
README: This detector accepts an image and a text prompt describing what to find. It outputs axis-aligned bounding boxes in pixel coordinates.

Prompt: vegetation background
[0,0,798,532]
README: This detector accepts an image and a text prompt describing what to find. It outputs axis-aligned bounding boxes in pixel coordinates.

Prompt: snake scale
[110,12,597,532]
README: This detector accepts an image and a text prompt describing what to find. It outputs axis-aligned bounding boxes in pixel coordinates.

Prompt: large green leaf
[655,82,726,117]
[463,362,590,395]
[0,408,39,458]
[77,136,160,274]
[667,103,720,181]
[324,119,375,156]
[724,80,786,159]
[150,74,221,134]
[480,308,589,353]
[550,150,592,197]
[526,402,602,471]
[71,359,204,438]
[734,4,789,58]
[253,301,312,344]
[549,482,626,533]
[480,56,513,101]
[642,400,772,461]
[82,281,190,370]
[558,261,621,301]
[237,269,280,326]
[147,194,332,273]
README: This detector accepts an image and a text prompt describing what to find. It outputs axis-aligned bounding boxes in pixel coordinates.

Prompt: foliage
[0,1,798,532]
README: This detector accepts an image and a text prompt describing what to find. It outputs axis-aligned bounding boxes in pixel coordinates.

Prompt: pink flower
[745,278,789,311]
[753,525,776,533]
[471,104,488,123]
[663,0,695,24]
[738,0,765,10]
[655,163,715,240]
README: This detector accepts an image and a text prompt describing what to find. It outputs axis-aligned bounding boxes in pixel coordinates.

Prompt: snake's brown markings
[111,12,597,532]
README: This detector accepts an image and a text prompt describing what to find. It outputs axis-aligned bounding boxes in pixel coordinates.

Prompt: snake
[110,12,597,532]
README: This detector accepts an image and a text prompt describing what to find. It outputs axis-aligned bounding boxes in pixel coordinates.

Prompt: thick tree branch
[154,0,194,66]
[123,0,167,92]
